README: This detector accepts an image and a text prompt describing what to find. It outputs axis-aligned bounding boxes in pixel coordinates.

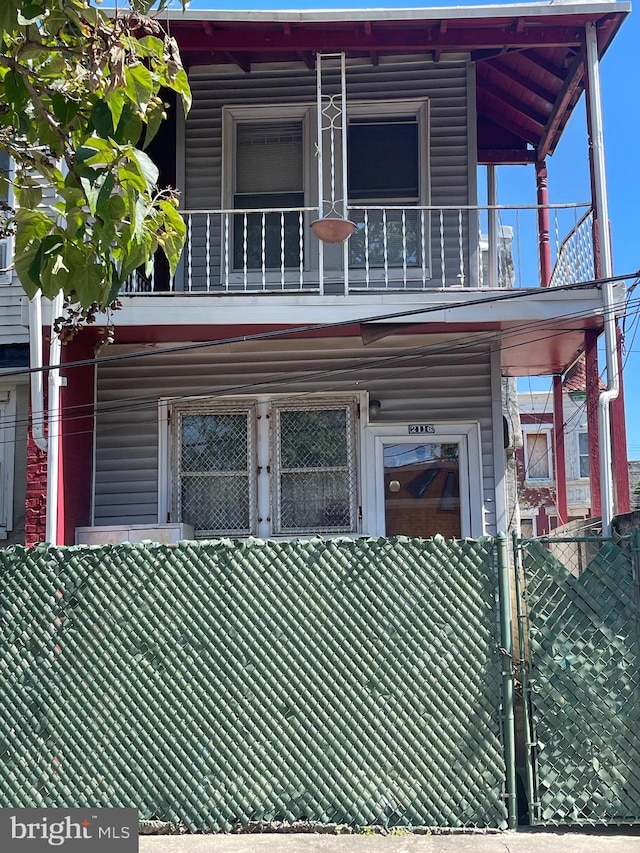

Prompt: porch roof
[163,0,630,163]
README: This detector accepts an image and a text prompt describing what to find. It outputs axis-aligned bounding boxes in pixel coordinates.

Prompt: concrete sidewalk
[140,829,640,853]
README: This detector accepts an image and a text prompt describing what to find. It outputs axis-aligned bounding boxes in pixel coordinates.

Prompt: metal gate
[515,530,640,825]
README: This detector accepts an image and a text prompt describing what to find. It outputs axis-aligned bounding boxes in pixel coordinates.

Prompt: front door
[365,422,484,539]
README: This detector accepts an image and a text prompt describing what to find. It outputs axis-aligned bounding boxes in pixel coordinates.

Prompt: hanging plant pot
[310,217,357,243]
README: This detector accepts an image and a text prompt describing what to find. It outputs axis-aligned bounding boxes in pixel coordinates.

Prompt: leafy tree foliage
[0,0,191,316]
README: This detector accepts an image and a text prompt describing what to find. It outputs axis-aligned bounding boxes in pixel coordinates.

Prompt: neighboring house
[0,149,28,546]
[18,1,632,545]
[629,461,640,511]
[516,358,598,537]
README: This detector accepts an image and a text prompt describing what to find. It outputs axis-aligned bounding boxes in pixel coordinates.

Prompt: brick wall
[25,425,47,546]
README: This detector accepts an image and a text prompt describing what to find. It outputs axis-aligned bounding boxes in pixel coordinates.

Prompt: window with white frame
[524,429,552,481]
[578,430,590,479]
[223,104,314,275]
[347,100,430,273]
[0,388,17,538]
[168,397,359,538]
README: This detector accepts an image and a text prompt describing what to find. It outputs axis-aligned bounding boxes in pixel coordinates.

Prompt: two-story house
[23,1,631,546]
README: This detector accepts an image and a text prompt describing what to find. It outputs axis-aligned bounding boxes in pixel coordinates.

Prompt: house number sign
[408,424,435,434]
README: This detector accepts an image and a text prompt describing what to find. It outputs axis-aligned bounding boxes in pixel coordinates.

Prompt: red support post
[536,160,552,287]
[553,374,568,524]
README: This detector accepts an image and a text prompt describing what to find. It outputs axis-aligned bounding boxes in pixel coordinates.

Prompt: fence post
[497,532,517,828]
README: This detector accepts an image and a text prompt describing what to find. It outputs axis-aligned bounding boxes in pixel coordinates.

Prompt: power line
[2,270,638,381]
[3,292,640,444]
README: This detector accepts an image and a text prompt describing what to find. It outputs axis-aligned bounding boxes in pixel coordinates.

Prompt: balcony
[122,202,594,296]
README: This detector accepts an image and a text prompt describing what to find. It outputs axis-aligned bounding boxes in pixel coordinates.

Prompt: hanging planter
[310,217,357,243]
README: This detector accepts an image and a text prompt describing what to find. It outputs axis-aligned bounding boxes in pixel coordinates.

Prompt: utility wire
[2,292,640,444]
[2,270,638,381]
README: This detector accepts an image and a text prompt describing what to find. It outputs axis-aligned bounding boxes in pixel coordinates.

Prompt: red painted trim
[553,374,568,524]
[60,334,96,545]
[520,413,553,425]
[612,324,631,514]
[585,330,601,517]
[172,23,585,54]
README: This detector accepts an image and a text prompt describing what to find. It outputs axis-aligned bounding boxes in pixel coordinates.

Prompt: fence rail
[123,203,593,295]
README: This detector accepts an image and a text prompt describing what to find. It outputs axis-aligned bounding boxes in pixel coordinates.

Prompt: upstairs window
[578,431,590,479]
[233,120,305,270]
[524,430,552,481]
[346,101,430,273]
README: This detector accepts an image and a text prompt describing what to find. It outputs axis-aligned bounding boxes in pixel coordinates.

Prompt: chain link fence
[0,536,508,831]
[516,531,640,825]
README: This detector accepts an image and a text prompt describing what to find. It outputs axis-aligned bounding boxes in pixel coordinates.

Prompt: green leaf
[3,69,29,112]
[125,63,153,110]
[91,99,114,138]
[105,89,126,133]
[17,4,45,25]
[16,181,43,210]
[51,92,80,129]
[130,148,159,191]
[172,68,192,115]
[14,209,53,253]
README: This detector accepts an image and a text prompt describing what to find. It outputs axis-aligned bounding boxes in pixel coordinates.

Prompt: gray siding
[184,55,474,290]
[93,336,496,533]
[0,285,27,346]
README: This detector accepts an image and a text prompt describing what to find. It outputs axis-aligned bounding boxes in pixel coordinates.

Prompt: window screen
[272,401,358,534]
[348,118,419,201]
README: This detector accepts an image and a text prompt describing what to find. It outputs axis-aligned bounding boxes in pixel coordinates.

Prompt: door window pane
[383,442,461,539]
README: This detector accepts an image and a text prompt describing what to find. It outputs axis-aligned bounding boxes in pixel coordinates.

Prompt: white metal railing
[548,209,595,289]
[122,203,594,295]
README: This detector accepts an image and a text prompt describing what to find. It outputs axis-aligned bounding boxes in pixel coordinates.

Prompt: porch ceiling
[165,2,629,164]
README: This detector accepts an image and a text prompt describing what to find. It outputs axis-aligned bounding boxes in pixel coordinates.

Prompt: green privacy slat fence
[518,533,640,825]
[0,537,508,831]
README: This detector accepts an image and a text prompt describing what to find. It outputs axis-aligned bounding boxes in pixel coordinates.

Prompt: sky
[181,0,640,459]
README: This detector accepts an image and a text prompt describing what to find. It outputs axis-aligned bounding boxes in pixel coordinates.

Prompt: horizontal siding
[94,336,496,533]
[0,286,27,346]
[184,55,474,290]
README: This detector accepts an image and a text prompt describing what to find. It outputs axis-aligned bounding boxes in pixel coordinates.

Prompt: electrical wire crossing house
[24,0,632,546]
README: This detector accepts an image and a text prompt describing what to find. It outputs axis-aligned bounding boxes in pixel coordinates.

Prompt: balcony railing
[122,203,594,295]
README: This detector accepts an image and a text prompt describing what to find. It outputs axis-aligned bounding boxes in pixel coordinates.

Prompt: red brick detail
[25,418,47,546]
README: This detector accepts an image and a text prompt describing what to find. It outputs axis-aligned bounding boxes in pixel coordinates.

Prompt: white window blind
[236,121,303,195]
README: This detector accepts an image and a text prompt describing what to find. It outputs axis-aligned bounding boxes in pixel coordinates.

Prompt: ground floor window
[167,397,359,538]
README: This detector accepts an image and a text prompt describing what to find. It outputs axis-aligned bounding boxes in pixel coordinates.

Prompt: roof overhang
[158,0,630,163]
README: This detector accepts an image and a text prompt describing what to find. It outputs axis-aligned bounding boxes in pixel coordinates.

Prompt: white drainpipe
[585,22,619,536]
[28,289,65,544]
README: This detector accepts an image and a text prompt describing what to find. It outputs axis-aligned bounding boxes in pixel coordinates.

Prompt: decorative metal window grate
[174,403,256,537]
[271,399,358,535]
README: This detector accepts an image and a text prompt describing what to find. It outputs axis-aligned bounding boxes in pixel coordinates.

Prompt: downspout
[28,291,47,452]
[28,289,64,544]
[585,22,619,536]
